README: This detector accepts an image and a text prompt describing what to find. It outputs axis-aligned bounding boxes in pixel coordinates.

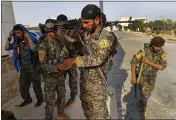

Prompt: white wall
[120,16,147,27]
[120,17,130,27]
[2,1,16,56]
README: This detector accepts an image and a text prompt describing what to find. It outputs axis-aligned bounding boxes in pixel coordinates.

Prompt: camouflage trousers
[44,72,65,120]
[80,68,110,119]
[139,73,157,111]
[19,69,43,101]
[65,65,78,100]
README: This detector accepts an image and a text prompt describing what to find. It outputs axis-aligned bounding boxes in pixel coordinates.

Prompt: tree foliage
[128,18,175,32]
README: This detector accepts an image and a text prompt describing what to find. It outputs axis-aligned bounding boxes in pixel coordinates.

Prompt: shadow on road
[108,40,128,119]
[123,86,141,119]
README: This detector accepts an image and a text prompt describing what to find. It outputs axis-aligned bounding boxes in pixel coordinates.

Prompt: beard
[85,23,97,34]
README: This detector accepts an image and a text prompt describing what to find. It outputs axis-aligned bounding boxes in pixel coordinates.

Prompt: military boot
[17,99,32,107]
[64,98,75,108]
[58,113,70,119]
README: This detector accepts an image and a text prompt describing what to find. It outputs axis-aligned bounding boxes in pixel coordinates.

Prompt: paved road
[2,31,176,119]
[109,31,176,119]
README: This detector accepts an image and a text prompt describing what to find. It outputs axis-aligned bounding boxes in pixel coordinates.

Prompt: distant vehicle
[29,30,42,40]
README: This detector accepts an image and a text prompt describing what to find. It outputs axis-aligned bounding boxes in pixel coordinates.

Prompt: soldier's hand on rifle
[57,58,76,71]
[142,57,151,64]
[131,76,137,85]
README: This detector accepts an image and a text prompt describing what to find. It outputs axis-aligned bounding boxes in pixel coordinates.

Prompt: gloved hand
[57,58,76,71]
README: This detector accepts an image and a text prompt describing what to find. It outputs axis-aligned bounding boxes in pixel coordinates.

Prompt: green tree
[148,21,154,30]
[124,26,128,31]
[153,20,164,30]
[143,23,149,28]
[118,24,122,31]
[128,23,135,31]
[134,20,147,32]
[162,19,174,30]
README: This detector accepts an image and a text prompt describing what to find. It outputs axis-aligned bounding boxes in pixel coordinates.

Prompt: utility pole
[99,0,103,12]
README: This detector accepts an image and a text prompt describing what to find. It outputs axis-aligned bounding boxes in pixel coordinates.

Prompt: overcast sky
[12,1,176,25]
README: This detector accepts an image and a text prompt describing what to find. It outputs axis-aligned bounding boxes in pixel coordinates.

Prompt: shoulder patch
[39,50,46,61]
[161,53,167,60]
[99,38,110,49]
[136,48,145,60]
[136,53,142,60]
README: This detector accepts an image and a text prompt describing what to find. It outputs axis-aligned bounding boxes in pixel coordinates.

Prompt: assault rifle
[39,16,135,35]
[39,19,82,35]
[105,20,135,26]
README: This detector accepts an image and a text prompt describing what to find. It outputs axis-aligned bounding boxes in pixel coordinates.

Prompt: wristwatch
[7,37,11,41]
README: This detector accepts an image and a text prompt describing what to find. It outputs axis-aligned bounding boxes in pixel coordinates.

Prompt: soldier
[57,4,118,119]
[130,36,167,119]
[38,20,70,119]
[56,14,78,108]
[5,24,43,107]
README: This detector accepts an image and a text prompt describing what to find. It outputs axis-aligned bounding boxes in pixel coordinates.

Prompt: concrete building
[2,2,21,106]
[120,16,147,31]
[133,17,147,23]
[2,1,16,56]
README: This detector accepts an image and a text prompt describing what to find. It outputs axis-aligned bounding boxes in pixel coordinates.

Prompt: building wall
[2,1,16,56]
[134,17,147,23]
[120,16,147,27]
[2,2,19,106]
[120,17,130,27]
[2,57,20,106]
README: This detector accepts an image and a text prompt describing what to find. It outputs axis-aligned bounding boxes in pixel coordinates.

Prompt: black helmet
[81,4,101,19]
[45,19,57,24]
[151,36,165,47]
[45,19,57,33]
[57,14,68,21]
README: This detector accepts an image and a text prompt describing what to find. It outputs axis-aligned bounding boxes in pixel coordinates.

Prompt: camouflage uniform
[56,27,78,100]
[75,27,117,119]
[5,37,43,103]
[38,36,68,120]
[65,65,78,100]
[130,43,167,111]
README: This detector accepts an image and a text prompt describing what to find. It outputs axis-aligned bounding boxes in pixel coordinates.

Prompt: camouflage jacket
[75,27,118,73]
[5,38,37,71]
[38,36,69,72]
[130,43,167,74]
